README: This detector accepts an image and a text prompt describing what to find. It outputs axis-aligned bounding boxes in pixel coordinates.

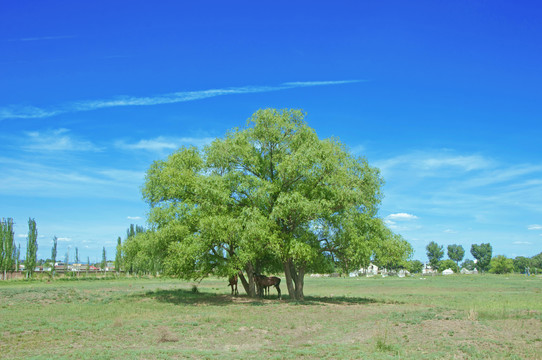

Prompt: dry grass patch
[156,326,179,343]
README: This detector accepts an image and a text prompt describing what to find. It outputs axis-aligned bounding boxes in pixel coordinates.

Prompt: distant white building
[349,263,379,277]
[422,263,437,275]
[397,269,410,278]
[442,268,454,275]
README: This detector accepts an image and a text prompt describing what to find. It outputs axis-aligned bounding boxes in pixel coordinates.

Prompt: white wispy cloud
[283,80,362,87]
[0,80,363,121]
[127,216,143,220]
[115,136,214,152]
[22,128,102,152]
[528,224,542,230]
[98,169,146,183]
[387,213,419,221]
[7,35,76,42]
[513,241,532,245]
[57,237,72,242]
[0,106,62,120]
[0,157,142,200]
[376,151,493,176]
[384,213,420,232]
[349,145,365,156]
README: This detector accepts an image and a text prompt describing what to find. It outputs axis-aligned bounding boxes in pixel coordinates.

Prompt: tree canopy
[447,244,465,266]
[471,243,492,272]
[426,241,444,270]
[138,109,411,300]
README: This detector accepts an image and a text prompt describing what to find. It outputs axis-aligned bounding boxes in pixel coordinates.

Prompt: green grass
[1,274,541,359]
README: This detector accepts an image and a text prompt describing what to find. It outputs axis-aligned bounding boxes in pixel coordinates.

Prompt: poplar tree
[75,247,79,275]
[16,244,20,273]
[0,220,3,279]
[115,236,122,274]
[51,236,57,279]
[26,218,38,279]
[101,247,107,273]
[1,218,15,280]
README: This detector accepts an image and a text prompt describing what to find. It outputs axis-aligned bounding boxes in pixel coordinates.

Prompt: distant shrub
[489,255,514,274]
[407,260,424,274]
[461,259,475,271]
[438,259,459,273]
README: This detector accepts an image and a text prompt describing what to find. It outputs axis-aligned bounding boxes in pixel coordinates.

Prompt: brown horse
[253,273,281,299]
[228,274,238,295]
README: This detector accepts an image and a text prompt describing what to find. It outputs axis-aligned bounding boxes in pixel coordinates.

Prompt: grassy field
[1,274,541,359]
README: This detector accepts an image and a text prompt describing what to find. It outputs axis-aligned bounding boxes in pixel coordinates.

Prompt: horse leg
[275,284,281,300]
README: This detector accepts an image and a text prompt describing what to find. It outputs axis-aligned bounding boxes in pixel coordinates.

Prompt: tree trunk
[284,259,296,299]
[295,266,305,301]
[238,263,256,297]
[284,258,305,301]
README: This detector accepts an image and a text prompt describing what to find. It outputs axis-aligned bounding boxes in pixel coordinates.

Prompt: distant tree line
[0,218,122,280]
[420,241,541,274]
[4,216,540,281]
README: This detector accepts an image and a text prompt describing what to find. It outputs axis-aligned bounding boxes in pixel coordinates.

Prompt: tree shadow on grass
[296,295,396,306]
[134,288,399,307]
[136,288,260,306]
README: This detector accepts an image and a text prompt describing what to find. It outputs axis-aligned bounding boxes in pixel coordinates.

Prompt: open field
[1,275,541,359]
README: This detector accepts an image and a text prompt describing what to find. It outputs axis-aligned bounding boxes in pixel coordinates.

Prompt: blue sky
[1,1,541,264]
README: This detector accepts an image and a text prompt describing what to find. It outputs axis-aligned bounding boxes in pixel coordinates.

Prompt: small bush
[490,255,514,274]
[439,259,459,273]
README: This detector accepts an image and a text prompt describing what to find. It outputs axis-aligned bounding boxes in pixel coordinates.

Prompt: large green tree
[471,243,492,272]
[426,241,444,270]
[447,244,465,266]
[141,109,404,300]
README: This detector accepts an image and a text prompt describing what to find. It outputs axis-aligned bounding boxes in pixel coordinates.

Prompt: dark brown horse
[228,274,238,295]
[253,273,281,299]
